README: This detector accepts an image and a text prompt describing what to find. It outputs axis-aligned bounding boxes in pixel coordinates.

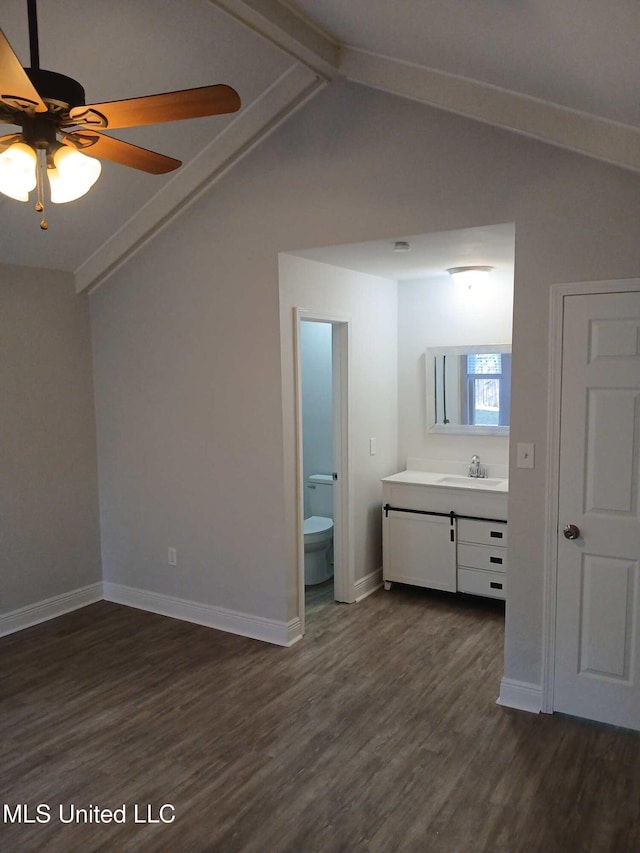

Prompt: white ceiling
[288,223,515,285]
[0,0,637,286]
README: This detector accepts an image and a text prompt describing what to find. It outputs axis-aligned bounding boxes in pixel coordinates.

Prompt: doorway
[280,223,513,642]
[294,311,352,634]
[544,279,640,730]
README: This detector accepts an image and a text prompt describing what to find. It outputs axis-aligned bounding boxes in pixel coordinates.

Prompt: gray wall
[0,264,101,613]
[90,79,640,685]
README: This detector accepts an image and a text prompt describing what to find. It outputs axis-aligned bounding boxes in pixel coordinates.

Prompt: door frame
[293,308,354,635]
[542,277,640,713]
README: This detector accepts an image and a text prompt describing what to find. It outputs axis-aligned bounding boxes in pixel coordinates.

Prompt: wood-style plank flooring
[1,587,639,852]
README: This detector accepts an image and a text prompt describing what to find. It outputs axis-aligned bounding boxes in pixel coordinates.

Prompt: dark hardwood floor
[1,587,638,852]
[305,578,335,613]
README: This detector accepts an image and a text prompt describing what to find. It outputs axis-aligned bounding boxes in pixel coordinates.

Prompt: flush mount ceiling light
[0,0,241,229]
[393,240,411,252]
[447,266,494,288]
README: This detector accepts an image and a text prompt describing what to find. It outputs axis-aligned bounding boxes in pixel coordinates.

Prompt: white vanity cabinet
[381,471,508,600]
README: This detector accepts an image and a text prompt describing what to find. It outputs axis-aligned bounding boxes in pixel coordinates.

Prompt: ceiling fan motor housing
[24,67,85,112]
[21,113,56,150]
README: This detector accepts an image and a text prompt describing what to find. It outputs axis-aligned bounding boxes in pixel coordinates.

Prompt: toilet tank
[308,474,334,518]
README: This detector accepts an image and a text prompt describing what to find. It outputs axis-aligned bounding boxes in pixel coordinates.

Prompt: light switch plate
[517,442,535,469]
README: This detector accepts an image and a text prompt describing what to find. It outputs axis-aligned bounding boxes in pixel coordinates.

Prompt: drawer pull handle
[490,582,503,590]
[490,556,503,565]
[490,531,504,539]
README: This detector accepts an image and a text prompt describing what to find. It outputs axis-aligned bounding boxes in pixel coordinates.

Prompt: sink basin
[436,475,505,489]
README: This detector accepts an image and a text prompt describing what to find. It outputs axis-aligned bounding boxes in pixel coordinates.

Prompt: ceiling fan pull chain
[34,148,47,229]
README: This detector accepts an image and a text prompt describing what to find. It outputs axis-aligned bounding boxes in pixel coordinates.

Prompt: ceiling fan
[0,0,241,227]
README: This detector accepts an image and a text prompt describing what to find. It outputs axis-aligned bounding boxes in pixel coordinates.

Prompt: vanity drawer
[457,518,507,547]
[457,543,507,573]
[457,568,506,600]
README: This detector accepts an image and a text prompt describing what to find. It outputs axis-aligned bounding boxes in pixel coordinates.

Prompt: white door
[554,289,640,730]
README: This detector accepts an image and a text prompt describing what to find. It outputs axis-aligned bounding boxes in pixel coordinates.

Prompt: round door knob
[563,523,580,540]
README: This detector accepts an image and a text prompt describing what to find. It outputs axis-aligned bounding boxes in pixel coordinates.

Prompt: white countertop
[381,469,509,494]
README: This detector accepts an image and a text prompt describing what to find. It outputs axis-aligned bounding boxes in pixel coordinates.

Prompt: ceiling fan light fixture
[0,0,240,225]
[47,145,102,204]
[0,141,37,201]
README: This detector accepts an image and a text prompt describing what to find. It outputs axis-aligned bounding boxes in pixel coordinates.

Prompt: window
[465,353,511,426]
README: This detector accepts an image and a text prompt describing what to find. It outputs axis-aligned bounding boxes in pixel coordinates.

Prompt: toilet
[303,474,334,585]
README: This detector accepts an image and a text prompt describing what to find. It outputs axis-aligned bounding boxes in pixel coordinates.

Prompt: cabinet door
[383,511,456,592]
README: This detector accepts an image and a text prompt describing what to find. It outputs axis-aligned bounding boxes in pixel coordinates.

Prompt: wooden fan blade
[63,131,181,175]
[0,27,47,113]
[69,84,240,130]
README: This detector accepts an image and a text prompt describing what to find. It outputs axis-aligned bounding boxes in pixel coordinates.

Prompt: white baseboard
[497,677,542,714]
[286,617,304,646]
[103,582,295,647]
[354,568,383,602]
[0,582,103,638]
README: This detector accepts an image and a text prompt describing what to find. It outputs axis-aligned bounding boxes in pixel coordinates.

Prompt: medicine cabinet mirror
[425,344,511,436]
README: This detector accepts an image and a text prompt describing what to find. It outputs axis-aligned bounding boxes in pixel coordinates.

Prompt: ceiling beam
[78,2,640,290]
[75,64,324,293]
[340,47,640,175]
[210,3,640,175]
[209,0,339,80]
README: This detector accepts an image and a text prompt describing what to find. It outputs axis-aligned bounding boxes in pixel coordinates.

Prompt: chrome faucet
[468,454,486,478]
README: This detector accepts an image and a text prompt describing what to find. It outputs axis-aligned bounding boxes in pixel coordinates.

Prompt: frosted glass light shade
[48,146,101,203]
[447,266,493,288]
[0,142,37,201]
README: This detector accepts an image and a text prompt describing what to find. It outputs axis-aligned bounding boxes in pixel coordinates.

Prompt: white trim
[332,317,355,604]
[292,307,306,635]
[103,582,297,646]
[0,582,103,637]
[497,678,542,714]
[209,0,339,80]
[354,569,383,602]
[542,277,640,714]
[542,283,566,713]
[75,64,324,294]
[340,47,640,175]
[286,617,304,646]
[294,310,355,619]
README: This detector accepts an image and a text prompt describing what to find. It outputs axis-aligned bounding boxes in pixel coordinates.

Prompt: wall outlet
[168,547,177,566]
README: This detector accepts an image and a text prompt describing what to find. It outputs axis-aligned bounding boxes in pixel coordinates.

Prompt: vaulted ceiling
[1,0,638,290]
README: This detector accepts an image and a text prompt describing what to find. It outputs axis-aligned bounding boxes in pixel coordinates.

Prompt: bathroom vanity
[381,469,508,600]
